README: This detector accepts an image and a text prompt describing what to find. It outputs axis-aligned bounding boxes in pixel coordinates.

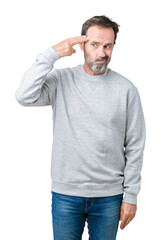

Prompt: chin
[91,65,107,74]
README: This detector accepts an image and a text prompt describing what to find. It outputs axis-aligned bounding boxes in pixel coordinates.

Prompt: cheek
[105,50,113,56]
[86,47,96,59]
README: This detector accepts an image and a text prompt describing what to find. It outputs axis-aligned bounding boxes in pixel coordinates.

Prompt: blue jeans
[51,191,123,240]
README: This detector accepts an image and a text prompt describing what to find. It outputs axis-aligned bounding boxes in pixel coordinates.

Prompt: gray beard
[86,61,107,74]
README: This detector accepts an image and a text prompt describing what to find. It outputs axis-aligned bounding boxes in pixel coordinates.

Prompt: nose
[97,46,106,58]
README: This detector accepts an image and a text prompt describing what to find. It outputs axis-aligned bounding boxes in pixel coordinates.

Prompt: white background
[0,0,160,239]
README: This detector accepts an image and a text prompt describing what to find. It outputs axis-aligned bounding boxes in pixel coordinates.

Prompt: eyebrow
[91,41,113,46]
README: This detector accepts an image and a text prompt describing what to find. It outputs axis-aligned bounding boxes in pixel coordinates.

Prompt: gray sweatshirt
[15,46,146,204]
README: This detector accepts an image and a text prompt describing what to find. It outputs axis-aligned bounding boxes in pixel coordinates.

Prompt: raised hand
[52,36,89,58]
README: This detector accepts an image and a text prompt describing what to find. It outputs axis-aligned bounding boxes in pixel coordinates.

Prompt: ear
[79,43,84,51]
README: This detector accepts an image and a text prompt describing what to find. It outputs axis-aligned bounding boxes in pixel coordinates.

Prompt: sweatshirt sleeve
[122,87,146,205]
[15,47,60,106]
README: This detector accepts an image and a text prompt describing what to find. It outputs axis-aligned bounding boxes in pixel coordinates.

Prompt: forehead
[86,25,115,43]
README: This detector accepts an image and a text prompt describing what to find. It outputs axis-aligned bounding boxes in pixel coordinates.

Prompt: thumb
[71,47,76,53]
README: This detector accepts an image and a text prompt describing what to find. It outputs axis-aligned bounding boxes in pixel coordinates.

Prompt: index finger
[69,36,89,46]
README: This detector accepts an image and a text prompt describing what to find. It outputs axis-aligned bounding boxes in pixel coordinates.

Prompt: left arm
[123,86,146,204]
[120,86,146,229]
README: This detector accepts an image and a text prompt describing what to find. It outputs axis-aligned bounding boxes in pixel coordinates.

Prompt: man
[15,15,146,240]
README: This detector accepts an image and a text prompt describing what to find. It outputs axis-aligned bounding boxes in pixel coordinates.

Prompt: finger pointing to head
[70,36,89,46]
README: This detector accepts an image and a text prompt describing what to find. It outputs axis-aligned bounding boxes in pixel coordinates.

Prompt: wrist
[52,45,63,58]
[122,192,137,205]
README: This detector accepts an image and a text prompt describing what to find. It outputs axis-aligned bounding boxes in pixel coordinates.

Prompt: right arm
[15,47,60,106]
[15,36,89,107]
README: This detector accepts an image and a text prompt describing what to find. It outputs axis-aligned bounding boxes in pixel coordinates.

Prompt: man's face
[80,25,115,75]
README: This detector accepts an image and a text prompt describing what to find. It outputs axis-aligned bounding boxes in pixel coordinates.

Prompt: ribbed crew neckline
[76,64,109,82]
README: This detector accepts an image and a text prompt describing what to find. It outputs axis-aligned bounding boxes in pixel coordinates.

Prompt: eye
[104,45,112,49]
[92,43,97,47]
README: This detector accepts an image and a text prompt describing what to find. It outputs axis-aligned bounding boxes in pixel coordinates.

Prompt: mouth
[96,61,106,65]
[96,60,106,63]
